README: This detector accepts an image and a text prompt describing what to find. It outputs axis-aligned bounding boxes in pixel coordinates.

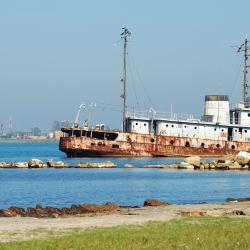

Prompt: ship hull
[59,131,250,157]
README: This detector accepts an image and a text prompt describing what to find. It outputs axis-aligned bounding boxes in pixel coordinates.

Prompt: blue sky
[0,0,249,130]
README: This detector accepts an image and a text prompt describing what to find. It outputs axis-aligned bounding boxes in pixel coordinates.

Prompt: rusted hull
[59,132,250,157]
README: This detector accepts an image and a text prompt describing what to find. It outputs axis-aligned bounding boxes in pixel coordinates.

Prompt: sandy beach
[0,201,249,242]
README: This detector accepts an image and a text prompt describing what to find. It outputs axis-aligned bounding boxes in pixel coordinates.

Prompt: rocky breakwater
[0,160,117,169]
[0,199,170,218]
[142,151,250,170]
[0,202,119,218]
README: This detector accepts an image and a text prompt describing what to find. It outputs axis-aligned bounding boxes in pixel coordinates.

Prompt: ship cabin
[125,95,250,143]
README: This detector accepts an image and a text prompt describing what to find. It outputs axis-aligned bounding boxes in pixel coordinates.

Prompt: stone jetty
[0,202,119,218]
[1,151,250,170]
[0,160,117,169]
[142,151,250,170]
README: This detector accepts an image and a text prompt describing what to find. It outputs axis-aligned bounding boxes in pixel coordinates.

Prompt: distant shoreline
[0,139,58,143]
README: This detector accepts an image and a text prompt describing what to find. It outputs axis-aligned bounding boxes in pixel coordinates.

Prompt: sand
[0,201,250,242]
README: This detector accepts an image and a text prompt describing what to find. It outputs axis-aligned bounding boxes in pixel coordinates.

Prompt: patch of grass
[0,217,250,250]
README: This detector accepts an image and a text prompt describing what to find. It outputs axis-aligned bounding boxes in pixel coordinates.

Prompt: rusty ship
[59,30,250,157]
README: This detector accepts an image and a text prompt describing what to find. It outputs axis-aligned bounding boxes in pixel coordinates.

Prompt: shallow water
[0,142,249,208]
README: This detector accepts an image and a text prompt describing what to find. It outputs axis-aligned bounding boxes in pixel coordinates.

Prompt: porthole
[194,126,197,129]
[201,143,205,148]
[185,141,190,147]
[245,130,248,133]
[166,124,168,127]
[184,125,187,128]
[216,144,220,148]
[150,138,155,143]
[170,140,174,145]
[221,129,224,132]
[214,128,217,131]
[171,125,174,128]
[144,123,147,126]
[231,145,235,150]
[135,123,138,125]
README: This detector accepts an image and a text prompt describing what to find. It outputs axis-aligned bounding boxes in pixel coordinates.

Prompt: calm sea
[0,142,250,208]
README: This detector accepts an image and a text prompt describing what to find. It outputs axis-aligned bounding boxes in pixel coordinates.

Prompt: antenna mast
[121,27,131,132]
[236,36,250,104]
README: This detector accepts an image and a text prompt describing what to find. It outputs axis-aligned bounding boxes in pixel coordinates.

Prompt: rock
[143,165,165,168]
[51,213,59,218]
[124,164,134,168]
[226,197,237,202]
[242,165,249,169]
[226,197,250,202]
[144,199,171,207]
[13,162,28,168]
[200,162,210,169]
[168,164,179,169]
[215,163,228,170]
[229,210,246,216]
[8,207,26,217]
[209,164,216,169]
[234,151,250,165]
[205,209,227,217]
[28,159,45,168]
[75,161,116,168]
[0,209,17,217]
[180,210,206,217]
[75,202,119,214]
[180,209,246,217]
[228,161,241,170]
[217,155,234,163]
[185,156,201,167]
[0,162,10,168]
[179,162,194,169]
[47,161,69,168]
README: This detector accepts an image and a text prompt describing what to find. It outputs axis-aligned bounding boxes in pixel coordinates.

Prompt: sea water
[0,142,250,208]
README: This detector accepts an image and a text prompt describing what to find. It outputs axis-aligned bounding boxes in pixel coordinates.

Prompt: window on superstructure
[245,130,248,133]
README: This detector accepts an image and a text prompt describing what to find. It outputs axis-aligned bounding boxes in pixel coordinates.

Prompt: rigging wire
[127,54,140,107]
[128,53,154,108]
[229,59,242,104]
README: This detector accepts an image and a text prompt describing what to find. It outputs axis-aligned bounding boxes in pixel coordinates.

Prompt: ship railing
[127,110,196,121]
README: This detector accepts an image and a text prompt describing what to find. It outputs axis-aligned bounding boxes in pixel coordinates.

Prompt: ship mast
[121,27,131,132]
[237,36,250,104]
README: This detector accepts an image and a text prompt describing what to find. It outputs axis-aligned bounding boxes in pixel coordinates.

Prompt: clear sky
[0,0,249,131]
